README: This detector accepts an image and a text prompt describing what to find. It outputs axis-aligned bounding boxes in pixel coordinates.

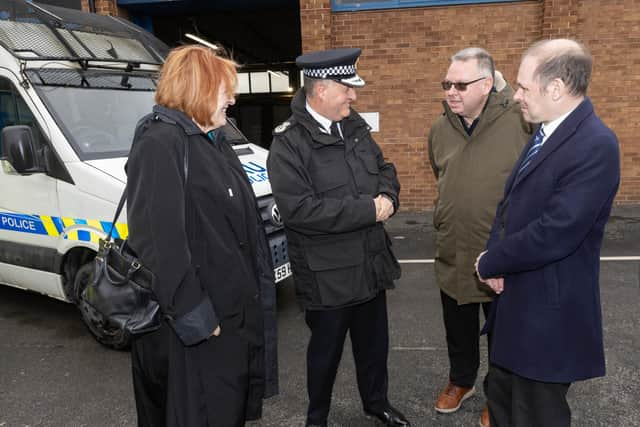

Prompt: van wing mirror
[1,125,43,174]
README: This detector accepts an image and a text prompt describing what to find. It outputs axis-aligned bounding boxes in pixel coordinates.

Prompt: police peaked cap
[296,48,365,87]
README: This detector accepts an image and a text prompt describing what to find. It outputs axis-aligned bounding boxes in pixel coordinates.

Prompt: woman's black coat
[126,105,277,425]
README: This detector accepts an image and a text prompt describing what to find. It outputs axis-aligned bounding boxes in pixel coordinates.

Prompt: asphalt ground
[1,207,638,427]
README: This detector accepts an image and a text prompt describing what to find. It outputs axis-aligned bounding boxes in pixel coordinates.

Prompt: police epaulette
[274,119,296,135]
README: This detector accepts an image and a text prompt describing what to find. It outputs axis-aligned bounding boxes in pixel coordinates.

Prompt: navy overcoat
[477,98,620,383]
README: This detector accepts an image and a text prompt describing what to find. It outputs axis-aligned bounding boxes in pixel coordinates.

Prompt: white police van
[0,0,290,348]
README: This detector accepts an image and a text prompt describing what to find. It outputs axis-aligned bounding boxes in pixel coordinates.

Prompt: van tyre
[73,262,131,350]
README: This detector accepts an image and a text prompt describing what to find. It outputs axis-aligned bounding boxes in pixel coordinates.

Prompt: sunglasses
[441,77,487,91]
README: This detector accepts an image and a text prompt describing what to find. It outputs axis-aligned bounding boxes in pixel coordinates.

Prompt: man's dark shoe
[365,405,411,426]
[305,422,327,427]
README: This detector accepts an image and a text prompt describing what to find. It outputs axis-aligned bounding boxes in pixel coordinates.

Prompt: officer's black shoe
[364,405,411,426]
[305,421,327,427]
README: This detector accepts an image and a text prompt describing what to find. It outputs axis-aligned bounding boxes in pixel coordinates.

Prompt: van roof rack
[0,0,168,66]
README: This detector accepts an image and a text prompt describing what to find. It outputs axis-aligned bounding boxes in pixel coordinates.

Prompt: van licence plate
[274,262,292,283]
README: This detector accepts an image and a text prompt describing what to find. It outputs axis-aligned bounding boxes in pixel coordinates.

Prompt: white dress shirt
[306,102,343,138]
[539,105,577,146]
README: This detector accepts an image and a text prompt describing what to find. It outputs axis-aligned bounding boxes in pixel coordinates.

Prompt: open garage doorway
[121,0,302,149]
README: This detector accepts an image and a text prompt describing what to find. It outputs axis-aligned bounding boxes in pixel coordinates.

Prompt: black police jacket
[267,89,401,310]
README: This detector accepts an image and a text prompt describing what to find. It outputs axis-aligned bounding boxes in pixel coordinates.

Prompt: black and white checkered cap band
[304,64,357,79]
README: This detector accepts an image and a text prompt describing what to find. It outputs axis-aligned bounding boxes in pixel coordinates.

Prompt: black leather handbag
[81,189,161,335]
[81,121,190,335]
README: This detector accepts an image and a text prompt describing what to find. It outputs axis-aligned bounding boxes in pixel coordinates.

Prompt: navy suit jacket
[477,98,620,383]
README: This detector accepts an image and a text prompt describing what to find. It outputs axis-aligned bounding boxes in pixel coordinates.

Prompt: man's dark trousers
[440,291,491,394]
[488,364,571,427]
[305,291,390,424]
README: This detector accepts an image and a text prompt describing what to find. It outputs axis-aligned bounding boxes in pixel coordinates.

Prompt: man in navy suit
[474,39,620,427]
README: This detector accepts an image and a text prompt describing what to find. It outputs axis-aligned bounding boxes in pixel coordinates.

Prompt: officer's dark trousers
[440,291,492,394]
[305,291,390,425]
[488,364,571,427]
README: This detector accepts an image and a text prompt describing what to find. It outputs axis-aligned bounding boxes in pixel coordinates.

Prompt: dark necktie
[515,127,545,179]
[330,121,342,139]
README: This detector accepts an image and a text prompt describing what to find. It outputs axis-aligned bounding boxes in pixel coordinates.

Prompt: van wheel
[73,262,131,350]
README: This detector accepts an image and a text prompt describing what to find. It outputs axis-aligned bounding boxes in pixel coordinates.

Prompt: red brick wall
[80,0,127,17]
[564,0,640,204]
[300,0,640,210]
[300,0,333,51]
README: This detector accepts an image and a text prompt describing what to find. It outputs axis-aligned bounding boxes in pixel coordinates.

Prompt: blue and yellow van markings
[0,211,128,241]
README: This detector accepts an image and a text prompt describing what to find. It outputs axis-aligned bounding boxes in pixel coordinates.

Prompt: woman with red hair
[126,44,276,427]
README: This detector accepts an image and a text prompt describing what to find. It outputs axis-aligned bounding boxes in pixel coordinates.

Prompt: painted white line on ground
[391,346,443,351]
[398,259,435,264]
[399,256,640,264]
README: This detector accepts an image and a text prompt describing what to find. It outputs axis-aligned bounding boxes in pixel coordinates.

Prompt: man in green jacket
[428,47,532,427]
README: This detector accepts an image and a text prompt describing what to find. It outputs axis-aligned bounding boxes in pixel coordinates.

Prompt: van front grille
[257,195,288,269]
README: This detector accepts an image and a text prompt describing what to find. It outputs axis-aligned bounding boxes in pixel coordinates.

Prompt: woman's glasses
[441,77,487,91]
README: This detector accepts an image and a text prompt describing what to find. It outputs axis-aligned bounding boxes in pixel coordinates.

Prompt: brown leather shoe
[434,382,475,413]
[479,405,490,427]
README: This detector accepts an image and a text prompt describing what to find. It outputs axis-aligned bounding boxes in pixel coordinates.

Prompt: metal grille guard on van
[0,0,167,66]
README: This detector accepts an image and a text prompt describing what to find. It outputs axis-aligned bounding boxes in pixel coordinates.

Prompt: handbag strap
[106,123,190,242]
[106,187,129,242]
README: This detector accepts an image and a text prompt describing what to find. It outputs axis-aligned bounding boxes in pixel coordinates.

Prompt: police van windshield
[34,82,156,160]
[32,70,248,161]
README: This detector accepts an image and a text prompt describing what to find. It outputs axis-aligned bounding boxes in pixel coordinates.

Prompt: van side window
[0,77,46,150]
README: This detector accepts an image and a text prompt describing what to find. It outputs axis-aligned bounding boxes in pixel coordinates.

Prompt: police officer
[267,48,410,427]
